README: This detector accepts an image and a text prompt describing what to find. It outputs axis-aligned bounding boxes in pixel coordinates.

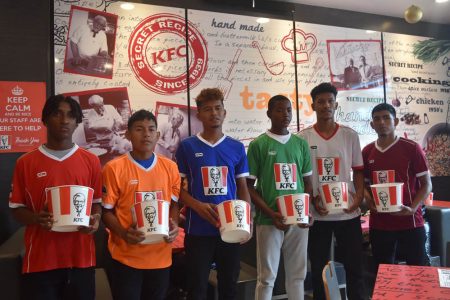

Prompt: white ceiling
[272,0,450,24]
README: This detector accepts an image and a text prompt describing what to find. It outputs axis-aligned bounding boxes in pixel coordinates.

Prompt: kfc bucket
[370,183,403,213]
[132,195,169,244]
[276,193,309,225]
[319,182,349,213]
[216,200,251,243]
[46,185,93,232]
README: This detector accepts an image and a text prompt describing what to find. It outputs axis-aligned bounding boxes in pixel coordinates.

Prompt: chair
[322,261,342,300]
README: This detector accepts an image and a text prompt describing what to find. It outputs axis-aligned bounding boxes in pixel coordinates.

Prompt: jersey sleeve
[301,139,313,177]
[102,162,120,209]
[246,140,259,180]
[361,145,371,183]
[9,157,27,208]
[351,131,364,170]
[235,142,249,178]
[175,141,188,177]
[91,155,103,203]
[413,142,429,177]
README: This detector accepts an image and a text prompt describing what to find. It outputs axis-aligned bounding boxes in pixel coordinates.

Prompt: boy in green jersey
[246,95,313,300]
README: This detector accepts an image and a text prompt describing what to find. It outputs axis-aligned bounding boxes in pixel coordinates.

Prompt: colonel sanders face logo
[281,164,291,183]
[144,206,156,227]
[331,187,341,203]
[73,193,86,217]
[324,158,333,175]
[234,205,244,224]
[378,171,388,183]
[294,199,304,216]
[143,193,156,201]
[210,167,221,187]
[378,191,389,207]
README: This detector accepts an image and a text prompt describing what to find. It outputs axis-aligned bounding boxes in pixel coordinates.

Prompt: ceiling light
[435,0,448,3]
[404,5,423,24]
[120,3,135,10]
[256,18,270,24]
[366,30,376,34]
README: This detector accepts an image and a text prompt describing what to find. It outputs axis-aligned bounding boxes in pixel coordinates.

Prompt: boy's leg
[109,258,143,300]
[185,234,216,300]
[401,227,427,266]
[21,269,65,300]
[282,226,309,300]
[308,220,333,300]
[141,267,171,300]
[215,237,241,300]
[255,225,283,300]
[369,228,397,266]
[63,267,95,300]
[334,217,365,300]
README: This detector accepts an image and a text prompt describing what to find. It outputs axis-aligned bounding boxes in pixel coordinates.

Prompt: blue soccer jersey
[176,134,249,236]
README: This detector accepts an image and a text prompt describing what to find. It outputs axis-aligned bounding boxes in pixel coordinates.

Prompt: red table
[372,264,450,299]
[172,227,185,253]
[425,199,450,209]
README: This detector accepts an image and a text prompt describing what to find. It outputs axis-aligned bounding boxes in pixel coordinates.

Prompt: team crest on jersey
[201,166,228,195]
[372,170,395,184]
[274,163,297,190]
[317,157,340,182]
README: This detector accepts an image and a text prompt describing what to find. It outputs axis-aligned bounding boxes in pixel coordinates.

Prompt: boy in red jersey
[9,95,102,300]
[363,103,432,267]
[102,110,180,300]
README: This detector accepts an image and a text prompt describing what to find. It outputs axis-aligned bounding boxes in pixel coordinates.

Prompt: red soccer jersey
[362,137,429,231]
[9,145,102,273]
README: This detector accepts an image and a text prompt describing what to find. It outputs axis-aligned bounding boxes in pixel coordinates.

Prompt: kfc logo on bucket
[135,191,163,203]
[46,185,93,232]
[216,200,250,243]
[276,193,309,224]
[370,183,403,213]
[132,199,170,244]
[319,182,348,212]
[128,13,208,95]
[372,170,395,184]
[201,166,228,195]
[274,163,297,190]
[317,157,340,182]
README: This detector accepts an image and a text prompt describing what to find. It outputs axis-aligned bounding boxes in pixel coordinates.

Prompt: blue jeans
[110,259,170,300]
[21,267,95,300]
[185,234,241,300]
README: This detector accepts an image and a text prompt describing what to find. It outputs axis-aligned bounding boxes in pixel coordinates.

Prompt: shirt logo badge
[274,163,297,190]
[317,157,340,182]
[37,171,47,178]
[201,166,228,195]
[195,152,203,157]
[129,179,139,185]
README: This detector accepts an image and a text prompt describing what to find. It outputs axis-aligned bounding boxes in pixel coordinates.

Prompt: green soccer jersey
[247,131,312,225]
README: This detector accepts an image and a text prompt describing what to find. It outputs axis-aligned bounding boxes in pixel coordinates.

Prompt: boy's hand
[194,202,220,228]
[164,218,179,243]
[122,225,145,244]
[78,213,101,234]
[271,211,289,231]
[344,192,362,214]
[36,211,54,231]
[392,205,416,216]
[312,195,329,216]
[298,213,314,228]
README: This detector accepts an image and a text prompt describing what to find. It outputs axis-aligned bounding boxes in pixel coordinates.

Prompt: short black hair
[268,95,290,112]
[371,103,396,118]
[42,94,83,124]
[128,109,157,130]
[195,88,224,108]
[310,83,337,102]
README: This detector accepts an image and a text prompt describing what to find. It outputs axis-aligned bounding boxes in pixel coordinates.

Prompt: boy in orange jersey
[9,95,102,300]
[102,109,181,300]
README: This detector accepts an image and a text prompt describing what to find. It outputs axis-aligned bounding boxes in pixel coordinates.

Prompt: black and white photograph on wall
[327,40,384,90]
[154,102,202,160]
[64,6,118,79]
[65,88,131,165]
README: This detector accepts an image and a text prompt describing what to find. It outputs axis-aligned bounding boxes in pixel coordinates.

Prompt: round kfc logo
[128,13,208,95]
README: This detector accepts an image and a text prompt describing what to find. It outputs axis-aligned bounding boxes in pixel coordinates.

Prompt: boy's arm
[345,169,365,213]
[179,178,219,227]
[165,200,180,243]
[78,203,102,234]
[11,207,53,231]
[395,173,432,216]
[102,208,144,244]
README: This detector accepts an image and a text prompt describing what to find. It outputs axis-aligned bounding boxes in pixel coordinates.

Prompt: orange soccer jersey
[102,153,180,269]
[9,145,102,273]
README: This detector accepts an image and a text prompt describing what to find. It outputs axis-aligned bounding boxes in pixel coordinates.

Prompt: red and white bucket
[319,182,349,213]
[276,193,309,225]
[132,192,169,244]
[370,183,403,213]
[46,185,93,232]
[216,200,251,243]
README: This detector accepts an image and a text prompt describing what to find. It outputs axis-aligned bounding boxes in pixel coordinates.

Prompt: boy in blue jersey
[175,88,251,300]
